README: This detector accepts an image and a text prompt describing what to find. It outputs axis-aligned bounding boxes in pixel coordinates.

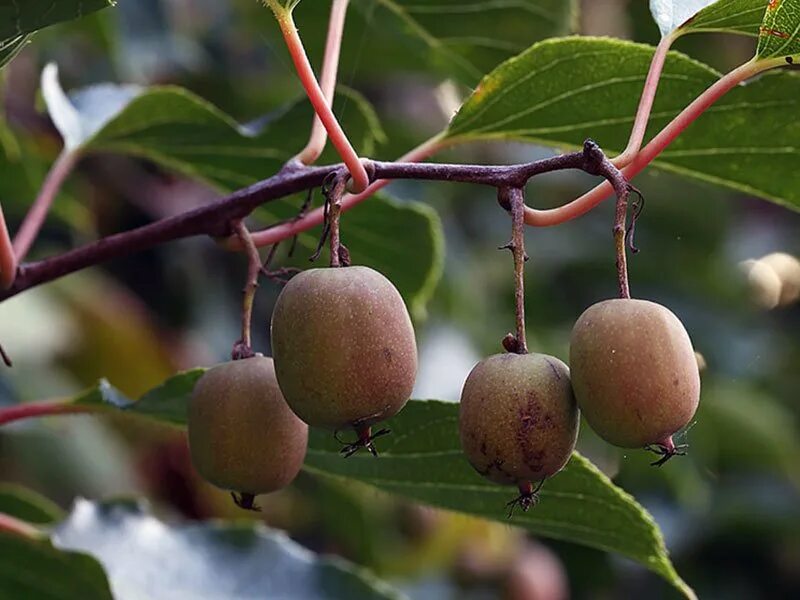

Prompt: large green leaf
[50,375,694,598]
[446,37,800,212]
[0,530,113,599]
[0,0,113,41]
[266,0,577,87]
[41,65,385,191]
[52,499,401,600]
[0,485,64,525]
[676,0,768,36]
[756,0,800,59]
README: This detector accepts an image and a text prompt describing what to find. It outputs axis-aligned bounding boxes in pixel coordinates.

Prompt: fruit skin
[459,353,579,486]
[188,356,308,494]
[569,298,700,449]
[271,266,417,430]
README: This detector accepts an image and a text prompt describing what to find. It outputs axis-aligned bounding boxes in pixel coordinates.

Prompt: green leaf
[0,485,64,525]
[304,400,695,599]
[266,0,577,88]
[650,0,721,35]
[446,36,800,213]
[62,373,693,598]
[0,0,113,41]
[0,531,113,600]
[72,369,204,426]
[756,0,800,59]
[41,65,384,190]
[676,0,768,36]
[53,499,403,600]
[257,193,444,319]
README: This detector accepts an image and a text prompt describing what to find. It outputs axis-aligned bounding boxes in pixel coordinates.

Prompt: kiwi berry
[569,298,700,464]
[459,353,579,513]
[271,266,417,455]
[188,356,308,509]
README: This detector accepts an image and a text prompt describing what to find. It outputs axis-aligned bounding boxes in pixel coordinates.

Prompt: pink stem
[613,33,676,168]
[297,0,350,165]
[0,513,41,540]
[0,203,16,289]
[276,12,369,192]
[525,58,770,227]
[0,400,95,426]
[244,135,445,249]
[12,151,79,262]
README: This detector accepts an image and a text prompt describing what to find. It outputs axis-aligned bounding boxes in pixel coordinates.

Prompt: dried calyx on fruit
[187,356,308,510]
[270,265,418,456]
[459,353,580,515]
[569,298,701,465]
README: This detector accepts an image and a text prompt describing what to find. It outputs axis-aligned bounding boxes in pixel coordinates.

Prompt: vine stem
[0,203,14,289]
[499,187,528,354]
[232,221,262,359]
[612,32,677,168]
[0,141,629,303]
[0,513,43,540]
[12,151,79,262]
[273,8,369,192]
[0,400,95,426]
[297,0,350,165]
[244,135,444,250]
[525,57,773,227]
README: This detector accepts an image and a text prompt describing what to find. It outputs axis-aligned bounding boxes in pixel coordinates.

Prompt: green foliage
[0,485,64,524]
[0,532,113,600]
[59,374,693,598]
[675,0,768,36]
[446,36,800,212]
[0,0,113,42]
[756,0,800,59]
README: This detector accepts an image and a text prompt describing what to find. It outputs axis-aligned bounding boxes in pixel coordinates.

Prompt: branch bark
[0,141,628,303]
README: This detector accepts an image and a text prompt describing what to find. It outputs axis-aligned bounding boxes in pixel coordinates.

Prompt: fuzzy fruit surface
[188,356,308,494]
[569,298,700,448]
[459,353,579,486]
[271,266,417,429]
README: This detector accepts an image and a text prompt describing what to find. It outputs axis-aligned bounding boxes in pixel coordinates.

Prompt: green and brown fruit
[569,299,700,454]
[271,266,417,435]
[459,353,579,490]
[187,356,308,497]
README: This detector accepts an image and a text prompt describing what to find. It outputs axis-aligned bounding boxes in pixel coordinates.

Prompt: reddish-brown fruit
[569,298,700,451]
[459,353,579,488]
[270,266,417,431]
[187,356,308,495]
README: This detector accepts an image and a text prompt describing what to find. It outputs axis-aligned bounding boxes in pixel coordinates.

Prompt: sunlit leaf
[756,0,800,60]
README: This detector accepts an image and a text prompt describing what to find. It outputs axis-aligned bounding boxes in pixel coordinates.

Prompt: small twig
[626,186,645,254]
[232,221,262,360]
[498,187,528,354]
[261,242,300,284]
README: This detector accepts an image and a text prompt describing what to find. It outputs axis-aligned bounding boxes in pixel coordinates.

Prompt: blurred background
[0,0,798,598]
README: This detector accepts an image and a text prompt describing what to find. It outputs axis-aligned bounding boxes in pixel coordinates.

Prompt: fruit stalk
[326,173,349,268]
[499,187,528,354]
[232,221,262,358]
[613,185,631,299]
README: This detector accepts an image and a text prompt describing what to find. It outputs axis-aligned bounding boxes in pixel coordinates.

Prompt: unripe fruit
[271,266,417,444]
[188,356,308,500]
[459,353,579,509]
[569,299,700,457]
